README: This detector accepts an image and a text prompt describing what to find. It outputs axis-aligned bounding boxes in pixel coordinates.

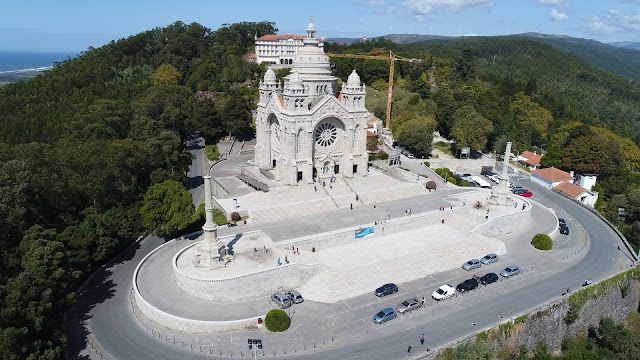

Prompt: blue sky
[2,0,640,51]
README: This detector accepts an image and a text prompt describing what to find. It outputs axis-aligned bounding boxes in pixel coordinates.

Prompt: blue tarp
[355,226,375,238]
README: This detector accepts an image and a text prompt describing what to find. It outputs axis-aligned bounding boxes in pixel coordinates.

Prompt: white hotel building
[252,18,324,66]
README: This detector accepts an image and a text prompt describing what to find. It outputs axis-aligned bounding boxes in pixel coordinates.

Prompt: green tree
[140,180,194,235]
[451,105,494,150]
[509,92,553,137]
[152,64,182,86]
[562,133,623,176]
[395,116,437,156]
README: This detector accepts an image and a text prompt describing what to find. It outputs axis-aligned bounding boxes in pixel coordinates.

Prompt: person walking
[407,345,412,355]
[420,333,425,345]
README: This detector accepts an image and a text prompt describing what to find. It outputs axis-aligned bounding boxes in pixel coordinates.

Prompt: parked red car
[519,191,533,197]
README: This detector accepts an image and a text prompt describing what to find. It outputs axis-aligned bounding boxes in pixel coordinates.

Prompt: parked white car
[431,284,456,300]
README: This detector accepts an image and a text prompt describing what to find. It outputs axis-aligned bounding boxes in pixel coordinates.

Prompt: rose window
[315,122,337,148]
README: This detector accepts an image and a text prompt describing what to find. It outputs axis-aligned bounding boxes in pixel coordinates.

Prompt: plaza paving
[136,182,555,322]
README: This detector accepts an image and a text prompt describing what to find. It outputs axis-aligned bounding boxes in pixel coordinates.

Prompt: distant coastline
[0,51,76,85]
[0,66,53,75]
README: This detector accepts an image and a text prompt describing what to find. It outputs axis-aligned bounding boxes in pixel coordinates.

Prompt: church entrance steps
[298,227,504,303]
[341,178,363,204]
[249,198,337,222]
[357,183,427,205]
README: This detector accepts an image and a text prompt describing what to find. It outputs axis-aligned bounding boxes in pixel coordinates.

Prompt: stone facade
[255,17,369,185]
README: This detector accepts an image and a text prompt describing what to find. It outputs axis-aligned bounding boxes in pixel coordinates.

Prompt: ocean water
[0,51,76,73]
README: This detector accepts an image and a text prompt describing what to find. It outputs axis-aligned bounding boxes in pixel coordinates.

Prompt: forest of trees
[326,36,640,253]
[1,18,640,359]
[0,20,275,359]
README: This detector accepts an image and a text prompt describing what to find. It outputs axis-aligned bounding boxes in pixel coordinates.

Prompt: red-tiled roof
[248,53,257,59]
[257,34,305,41]
[532,167,573,182]
[366,130,378,137]
[555,181,587,198]
[337,93,343,101]
[277,95,284,107]
[520,151,542,166]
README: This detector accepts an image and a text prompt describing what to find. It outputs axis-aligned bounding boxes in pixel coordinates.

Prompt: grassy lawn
[434,141,455,156]
[206,144,221,161]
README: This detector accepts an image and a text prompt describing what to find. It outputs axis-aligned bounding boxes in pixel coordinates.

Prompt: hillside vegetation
[0,20,274,358]
[1,20,640,358]
[327,36,640,251]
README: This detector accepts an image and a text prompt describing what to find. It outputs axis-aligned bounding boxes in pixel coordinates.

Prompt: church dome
[347,70,361,87]
[263,66,277,83]
[307,17,316,32]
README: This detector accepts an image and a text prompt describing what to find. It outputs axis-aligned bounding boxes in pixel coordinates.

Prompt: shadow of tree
[185,175,203,191]
[63,238,144,359]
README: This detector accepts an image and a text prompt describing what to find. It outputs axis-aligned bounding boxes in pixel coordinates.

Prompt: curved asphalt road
[65,166,633,360]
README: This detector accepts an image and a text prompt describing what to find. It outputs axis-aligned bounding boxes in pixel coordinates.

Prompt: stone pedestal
[194,175,227,268]
[489,141,515,206]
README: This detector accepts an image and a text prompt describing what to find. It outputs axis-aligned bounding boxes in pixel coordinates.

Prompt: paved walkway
[136,187,551,320]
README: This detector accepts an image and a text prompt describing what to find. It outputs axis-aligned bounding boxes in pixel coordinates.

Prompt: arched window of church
[353,125,359,150]
[296,128,303,155]
[323,161,330,174]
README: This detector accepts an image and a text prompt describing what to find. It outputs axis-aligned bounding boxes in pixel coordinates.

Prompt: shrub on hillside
[264,309,290,332]
[423,161,430,167]
[460,179,470,187]
[231,211,241,222]
[214,208,229,225]
[531,233,553,250]
[447,177,458,185]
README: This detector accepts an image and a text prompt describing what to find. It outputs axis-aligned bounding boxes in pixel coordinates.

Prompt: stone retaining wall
[172,242,326,302]
[418,269,640,359]
[132,240,261,333]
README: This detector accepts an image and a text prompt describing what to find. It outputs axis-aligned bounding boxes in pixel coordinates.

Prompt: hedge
[531,233,553,250]
[264,309,290,332]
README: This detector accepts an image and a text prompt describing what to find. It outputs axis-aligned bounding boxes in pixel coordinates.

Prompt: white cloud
[537,0,560,5]
[367,0,385,5]
[400,0,492,18]
[550,9,568,21]
[587,9,640,35]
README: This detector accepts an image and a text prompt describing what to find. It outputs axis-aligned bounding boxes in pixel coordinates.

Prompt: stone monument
[489,141,515,206]
[194,175,226,267]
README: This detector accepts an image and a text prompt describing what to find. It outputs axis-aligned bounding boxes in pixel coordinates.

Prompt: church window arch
[296,128,303,155]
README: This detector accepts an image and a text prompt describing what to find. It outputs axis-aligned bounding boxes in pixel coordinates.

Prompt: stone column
[196,176,226,267]
[489,141,513,205]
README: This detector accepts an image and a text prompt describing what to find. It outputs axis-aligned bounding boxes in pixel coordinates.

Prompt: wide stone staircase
[243,184,337,223]
[238,168,431,223]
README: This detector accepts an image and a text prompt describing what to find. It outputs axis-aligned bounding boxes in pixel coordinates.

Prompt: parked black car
[374,283,398,297]
[456,278,479,293]
[478,272,499,285]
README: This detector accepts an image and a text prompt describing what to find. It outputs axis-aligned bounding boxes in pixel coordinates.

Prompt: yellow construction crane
[327,51,419,129]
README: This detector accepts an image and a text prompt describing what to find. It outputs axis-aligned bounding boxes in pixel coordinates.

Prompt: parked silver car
[395,297,423,314]
[286,290,304,304]
[480,253,499,264]
[462,259,482,271]
[500,266,521,277]
[271,293,292,308]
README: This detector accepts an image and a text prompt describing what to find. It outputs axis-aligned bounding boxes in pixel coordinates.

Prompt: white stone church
[255,17,369,185]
